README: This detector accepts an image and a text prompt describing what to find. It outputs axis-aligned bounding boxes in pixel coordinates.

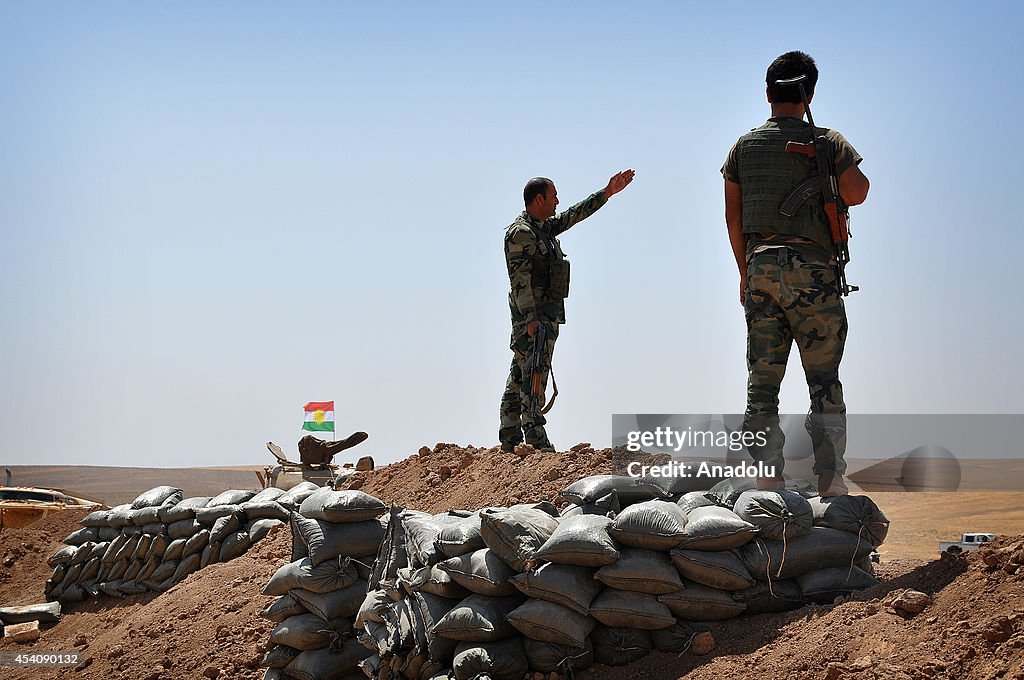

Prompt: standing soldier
[722,51,869,496]
[499,170,635,452]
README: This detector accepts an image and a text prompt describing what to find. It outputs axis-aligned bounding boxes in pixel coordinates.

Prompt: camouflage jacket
[504,190,607,325]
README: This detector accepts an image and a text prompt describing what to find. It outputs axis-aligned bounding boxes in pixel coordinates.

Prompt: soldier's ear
[766,85,773,104]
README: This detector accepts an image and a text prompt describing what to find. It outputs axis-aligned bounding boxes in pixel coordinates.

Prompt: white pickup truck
[939,532,996,555]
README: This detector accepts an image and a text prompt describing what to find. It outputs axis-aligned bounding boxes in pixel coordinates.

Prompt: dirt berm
[1,443,1021,679]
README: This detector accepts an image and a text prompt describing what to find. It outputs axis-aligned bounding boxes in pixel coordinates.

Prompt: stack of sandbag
[263,473,890,680]
[45,485,290,603]
[259,489,387,680]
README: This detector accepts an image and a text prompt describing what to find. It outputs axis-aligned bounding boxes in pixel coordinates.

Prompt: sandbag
[355,589,391,629]
[507,598,595,647]
[533,515,619,567]
[740,527,876,580]
[261,644,300,670]
[249,518,283,543]
[112,534,142,563]
[159,496,211,524]
[676,491,720,514]
[292,514,386,567]
[130,485,183,510]
[146,534,169,561]
[806,495,890,546]
[241,500,290,522]
[211,513,243,543]
[480,508,559,572]
[708,476,816,507]
[105,504,134,528]
[270,613,335,651]
[415,565,472,600]
[80,510,111,527]
[168,519,202,540]
[609,500,688,550]
[403,514,446,568]
[411,591,462,662]
[0,602,61,625]
[595,548,683,594]
[289,579,367,620]
[262,594,309,623]
[436,514,486,558]
[248,486,287,503]
[220,531,252,561]
[796,566,880,603]
[560,475,666,507]
[171,553,201,583]
[510,562,601,615]
[208,489,256,506]
[589,588,675,629]
[433,594,522,642]
[63,527,99,546]
[523,638,593,674]
[589,625,652,666]
[734,579,805,614]
[48,545,77,567]
[277,482,321,510]
[670,548,754,591]
[437,549,517,596]
[659,583,747,620]
[558,502,617,519]
[650,621,705,653]
[452,638,528,680]
[677,505,759,551]
[195,504,241,525]
[182,529,210,558]
[149,560,178,585]
[163,538,187,562]
[264,557,360,596]
[734,489,813,541]
[299,489,387,523]
[130,506,162,527]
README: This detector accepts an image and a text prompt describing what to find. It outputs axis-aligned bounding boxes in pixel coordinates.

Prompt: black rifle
[525,325,557,416]
[776,74,859,297]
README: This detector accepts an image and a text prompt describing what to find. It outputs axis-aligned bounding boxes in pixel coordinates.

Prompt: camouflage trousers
[499,321,559,447]
[742,248,848,476]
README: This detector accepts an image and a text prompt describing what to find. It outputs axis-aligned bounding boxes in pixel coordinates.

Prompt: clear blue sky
[2,2,1022,467]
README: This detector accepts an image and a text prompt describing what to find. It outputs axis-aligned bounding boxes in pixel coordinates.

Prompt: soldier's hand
[527,321,541,338]
[739,275,747,306]
[604,169,635,197]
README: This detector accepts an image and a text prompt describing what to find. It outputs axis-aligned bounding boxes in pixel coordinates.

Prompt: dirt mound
[1,447,1022,680]
[337,442,627,512]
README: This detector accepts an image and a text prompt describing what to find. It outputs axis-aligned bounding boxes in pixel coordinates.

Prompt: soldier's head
[524,177,558,220]
[766,51,818,104]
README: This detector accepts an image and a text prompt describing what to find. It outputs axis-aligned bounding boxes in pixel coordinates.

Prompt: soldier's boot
[818,471,849,497]
[498,426,523,453]
[524,425,555,453]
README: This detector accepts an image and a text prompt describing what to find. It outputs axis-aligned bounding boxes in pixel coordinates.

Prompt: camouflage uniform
[723,117,862,476]
[499,191,608,449]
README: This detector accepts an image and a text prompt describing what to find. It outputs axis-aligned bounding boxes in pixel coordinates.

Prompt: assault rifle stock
[776,74,859,297]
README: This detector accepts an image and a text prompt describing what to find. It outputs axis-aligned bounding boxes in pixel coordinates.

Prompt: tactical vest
[738,120,832,249]
[507,223,571,299]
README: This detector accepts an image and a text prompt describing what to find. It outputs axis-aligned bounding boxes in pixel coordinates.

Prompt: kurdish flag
[303,401,335,432]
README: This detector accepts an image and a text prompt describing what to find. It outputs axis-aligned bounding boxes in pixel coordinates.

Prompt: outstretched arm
[549,168,636,236]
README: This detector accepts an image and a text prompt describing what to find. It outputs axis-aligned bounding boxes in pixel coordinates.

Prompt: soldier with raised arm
[499,170,635,452]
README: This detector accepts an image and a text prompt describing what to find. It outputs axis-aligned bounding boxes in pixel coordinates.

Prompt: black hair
[523,177,552,208]
[766,51,818,104]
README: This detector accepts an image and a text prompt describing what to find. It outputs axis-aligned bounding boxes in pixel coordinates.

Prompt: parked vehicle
[939,532,996,555]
